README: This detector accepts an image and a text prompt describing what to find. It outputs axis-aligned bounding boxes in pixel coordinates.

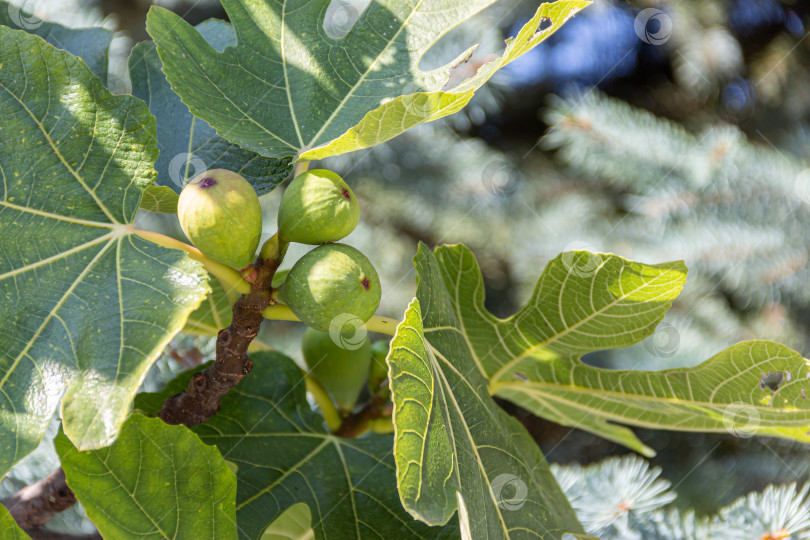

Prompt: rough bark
[1,469,75,529]
[158,256,279,427]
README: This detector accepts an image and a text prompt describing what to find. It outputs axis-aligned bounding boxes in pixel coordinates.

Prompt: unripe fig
[368,340,390,398]
[280,244,381,332]
[278,169,359,245]
[177,169,262,269]
[302,328,371,410]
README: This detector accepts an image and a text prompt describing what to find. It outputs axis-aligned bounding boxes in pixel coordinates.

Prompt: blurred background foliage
[4,0,810,536]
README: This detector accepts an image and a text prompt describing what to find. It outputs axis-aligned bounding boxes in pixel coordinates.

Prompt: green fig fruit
[177,169,262,269]
[368,340,390,397]
[302,328,371,410]
[280,244,381,332]
[278,169,359,245]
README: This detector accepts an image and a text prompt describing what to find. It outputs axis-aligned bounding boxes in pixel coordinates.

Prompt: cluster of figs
[177,168,389,413]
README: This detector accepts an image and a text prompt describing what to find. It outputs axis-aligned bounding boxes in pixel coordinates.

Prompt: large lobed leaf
[57,414,237,539]
[430,244,810,456]
[136,353,456,540]
[130,19,292,213]
[387,244,586,539]
[146,0,589,161]
[0,27,209,476]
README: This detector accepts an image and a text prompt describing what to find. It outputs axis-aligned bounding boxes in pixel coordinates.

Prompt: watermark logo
[324,0,360,39]
[328,313,368,350]
[8,0,46,30]
[634,9,673,46]
[482,159,521,197]
[721,402,760,438]
[561,241,603,278]
[643,323,680,358]
[168,152,207,188]
[491,473,528,511]
[401,81,436,118]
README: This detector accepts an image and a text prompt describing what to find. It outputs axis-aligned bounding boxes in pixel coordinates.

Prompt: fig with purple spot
[278,169,359,245]
[177,169,263,270]
[280,244,381,332]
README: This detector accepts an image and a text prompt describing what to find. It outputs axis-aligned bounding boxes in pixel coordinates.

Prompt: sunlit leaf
[387,243,585,538]
[130,19,292,213]
[57,414,237,539]
[146,0,589,160]
[0,27,209,475]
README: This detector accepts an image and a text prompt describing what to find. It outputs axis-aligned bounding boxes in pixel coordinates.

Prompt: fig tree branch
[158,238,283,426]
[1,468,75,529]
[333,397,393,438]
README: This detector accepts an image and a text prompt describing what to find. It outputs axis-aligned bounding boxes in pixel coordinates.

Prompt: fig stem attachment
[133,228,251,295]
[259,232,288,264]
[333,398,392,438]
[305,375,341,431]
[294,160,310,177]
[260,304,399,336]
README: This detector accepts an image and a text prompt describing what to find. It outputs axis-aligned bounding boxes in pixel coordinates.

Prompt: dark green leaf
[57,414,237,539]
[0,27,209,475]
[137,352,456,540]
[129,19,292,211]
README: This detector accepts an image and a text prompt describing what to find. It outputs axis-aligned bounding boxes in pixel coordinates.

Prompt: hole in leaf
[759,371,785,392]
[536,17,552,34]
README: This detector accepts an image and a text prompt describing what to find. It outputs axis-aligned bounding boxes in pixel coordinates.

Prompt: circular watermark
[561,241,603,279]
[643,323,680,358]
[401,81,436,118]
[793,169,810,205]
[482,160,521,197]
[328,313,368,351]
[634,9,673,46]
[106,72,131,95]
[168,152,207,188]
[721,403,760,438]
[491,473,528,511]
[8,0,46,30]
[324,0,359,39]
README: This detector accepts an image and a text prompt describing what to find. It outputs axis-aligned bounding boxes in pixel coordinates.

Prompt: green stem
[133,228,250,295]
[294,160,310,177]
[370,417,394,434]
[259,232,288,263]
[260,304,299,322]
[305,375,341,431]
[365,316,399,336]
[260,305,399,336]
